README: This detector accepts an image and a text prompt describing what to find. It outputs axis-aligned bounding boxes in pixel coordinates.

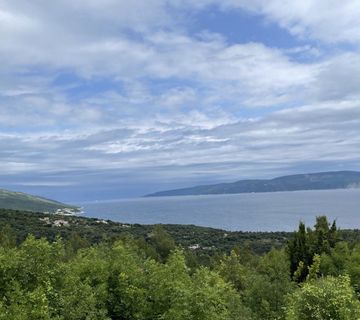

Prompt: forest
[1,211,360,319]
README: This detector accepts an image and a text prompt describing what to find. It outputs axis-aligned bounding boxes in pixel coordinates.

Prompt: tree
[320,242,350,277]
[288,217,339,282]
[243,249,295,320]
[65,232,90,258]
[190,267,252,320]
[0,224,16,248]
[344,243,360,293]
[216,250,248,291]
[288,222,309,282]
[286,275,360,320]
[147,225,176,261]
[106,241,148,320]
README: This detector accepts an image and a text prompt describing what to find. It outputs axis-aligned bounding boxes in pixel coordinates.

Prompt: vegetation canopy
[1,211,360,319]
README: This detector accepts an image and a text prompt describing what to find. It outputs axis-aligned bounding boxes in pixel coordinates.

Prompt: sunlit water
[79,189,360,231]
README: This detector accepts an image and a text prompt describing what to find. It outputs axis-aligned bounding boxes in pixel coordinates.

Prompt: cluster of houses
[39,216,69,227]
[54,207,79,215]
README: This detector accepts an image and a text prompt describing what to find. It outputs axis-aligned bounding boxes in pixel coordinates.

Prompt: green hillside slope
[0,189,79,213]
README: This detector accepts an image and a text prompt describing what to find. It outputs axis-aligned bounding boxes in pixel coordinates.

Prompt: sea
[79,188,360,232]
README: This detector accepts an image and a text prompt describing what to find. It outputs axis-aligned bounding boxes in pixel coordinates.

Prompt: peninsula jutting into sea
[0,188,80,213]
[146,171,360,197]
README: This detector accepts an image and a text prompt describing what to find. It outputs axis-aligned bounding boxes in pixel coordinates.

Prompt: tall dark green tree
[288,216,339,282]
[288,222,309,281]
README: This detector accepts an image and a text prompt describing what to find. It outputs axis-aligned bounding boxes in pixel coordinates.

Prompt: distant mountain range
[0,188,79,213]
[145,171,360,197]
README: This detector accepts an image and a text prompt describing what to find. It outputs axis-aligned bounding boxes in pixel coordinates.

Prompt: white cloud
[1,99,360,175]
[175,0,360,43]
[214,0,360,44]
[1,0,360,198]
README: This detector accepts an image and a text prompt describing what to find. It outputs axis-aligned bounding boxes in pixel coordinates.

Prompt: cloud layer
[1,0,360,200]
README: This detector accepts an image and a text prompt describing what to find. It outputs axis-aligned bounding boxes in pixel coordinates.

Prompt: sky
[1,0,360,202]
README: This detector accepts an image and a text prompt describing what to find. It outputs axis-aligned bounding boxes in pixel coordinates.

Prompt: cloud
[259,0,360,44]
[0,30,317,131]
[312,53,360,101]
[198,0,360,44]
[1,1,360,200]
[2,99,360,175]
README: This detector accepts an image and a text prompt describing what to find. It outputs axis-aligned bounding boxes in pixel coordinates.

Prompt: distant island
[0,188,80,213]
[145,170,360,197]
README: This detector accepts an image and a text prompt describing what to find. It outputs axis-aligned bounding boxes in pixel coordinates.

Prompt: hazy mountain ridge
[145,171,360,197]
[0,188,79,213]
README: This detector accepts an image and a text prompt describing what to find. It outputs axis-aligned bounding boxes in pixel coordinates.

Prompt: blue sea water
[79,189,360,231]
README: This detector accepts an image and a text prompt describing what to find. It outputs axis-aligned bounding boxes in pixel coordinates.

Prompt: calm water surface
[79,189,360,231]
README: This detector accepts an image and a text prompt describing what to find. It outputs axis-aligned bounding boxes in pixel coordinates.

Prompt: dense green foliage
[286,275,360,320]
[0,234,252,319]
[288,216,338,281]
[0,209,290,256]
[2,210,360,319]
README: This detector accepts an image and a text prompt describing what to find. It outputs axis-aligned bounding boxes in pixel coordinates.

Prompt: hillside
[0,188,79,213]
[0,208,289,255]
[145,170,360,197]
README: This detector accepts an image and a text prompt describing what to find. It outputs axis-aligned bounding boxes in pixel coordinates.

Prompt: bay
[79,189,360,231]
